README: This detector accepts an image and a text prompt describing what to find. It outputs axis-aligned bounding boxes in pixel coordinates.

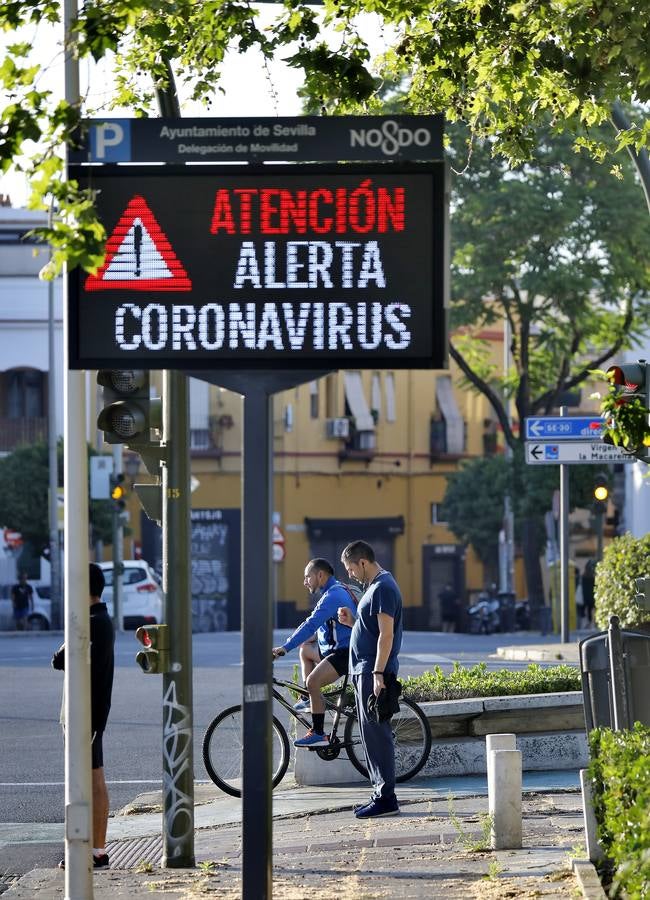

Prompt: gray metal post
[47,258,61,629]
[608,616,630,731]
[242,386,273,900]
[161,370,195,867]
[63,0,93,894]
[559,406,570,643]
[111,444,124,633]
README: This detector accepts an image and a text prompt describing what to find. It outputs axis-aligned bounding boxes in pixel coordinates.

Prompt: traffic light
[97,370,161,446]
[110,472,127,513]
[135,624,170,674]
[592,472,609,514]
[634,577,650,612]
[603,361,650,456]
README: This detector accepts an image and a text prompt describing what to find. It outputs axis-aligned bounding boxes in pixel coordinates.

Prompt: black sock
[312,713,325,735]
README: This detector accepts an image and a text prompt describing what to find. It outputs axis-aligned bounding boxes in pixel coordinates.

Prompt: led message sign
[68,164,448,370]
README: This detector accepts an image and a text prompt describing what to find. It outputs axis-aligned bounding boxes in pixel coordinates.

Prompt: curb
[572,859,607,899]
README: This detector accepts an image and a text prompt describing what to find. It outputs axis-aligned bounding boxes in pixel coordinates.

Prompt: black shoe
[58,853,110,870]
[354,795,400,819]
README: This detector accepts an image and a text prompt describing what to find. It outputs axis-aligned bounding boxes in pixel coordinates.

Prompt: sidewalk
[495,641,580,663]
[5,772,590,899]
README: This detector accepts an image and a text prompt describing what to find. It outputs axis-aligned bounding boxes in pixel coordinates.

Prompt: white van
[98,560,163,629]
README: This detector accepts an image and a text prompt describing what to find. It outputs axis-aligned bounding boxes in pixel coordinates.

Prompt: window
[430,503,448,525]
[434,376,464,454]
[4,369,45,418]
[189,377,211,450]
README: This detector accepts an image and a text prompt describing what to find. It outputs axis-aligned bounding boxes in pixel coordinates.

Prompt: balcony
[0,417,48,452]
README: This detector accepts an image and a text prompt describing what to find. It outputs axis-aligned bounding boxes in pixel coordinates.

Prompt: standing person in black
[11,571,33,631]
[52,563,115,869]
[439,583,459,633]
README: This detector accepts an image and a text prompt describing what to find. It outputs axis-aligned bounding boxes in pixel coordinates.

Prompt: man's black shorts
[320,647,349,678]
[91,731,104,770]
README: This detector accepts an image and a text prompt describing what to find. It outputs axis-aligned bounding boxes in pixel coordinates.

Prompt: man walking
[52,563,115,869]
[11,571,33,631]
[272,558,356,748]
[338,540,402,819]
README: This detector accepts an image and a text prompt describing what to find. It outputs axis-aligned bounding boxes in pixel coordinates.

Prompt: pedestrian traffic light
[97,370,161,446]
[603,361,650,457]
[634,577,650,611]
[135,624,170,674]
[110,472,127,512]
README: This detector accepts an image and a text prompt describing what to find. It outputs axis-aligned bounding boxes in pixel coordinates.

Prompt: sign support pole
[111,445,124,633]
[63,0,93,895]
[559,406,570,644]
[161,369,195,867]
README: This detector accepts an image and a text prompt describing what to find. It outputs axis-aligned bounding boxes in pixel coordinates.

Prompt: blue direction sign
[524,416,604,441]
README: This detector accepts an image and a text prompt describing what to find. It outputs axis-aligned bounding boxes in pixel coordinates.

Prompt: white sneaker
[293,697,310,711]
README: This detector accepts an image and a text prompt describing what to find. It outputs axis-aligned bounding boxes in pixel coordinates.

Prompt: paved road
[0,628,575,879]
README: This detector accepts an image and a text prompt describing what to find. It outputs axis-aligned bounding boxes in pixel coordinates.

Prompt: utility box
[579,627,650,731]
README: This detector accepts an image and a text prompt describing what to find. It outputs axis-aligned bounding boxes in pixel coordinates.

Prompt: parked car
[0,583,52,631]
[98,560,163,630]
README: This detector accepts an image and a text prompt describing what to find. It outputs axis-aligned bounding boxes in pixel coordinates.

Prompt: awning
[343,371,375,431]
[436,376,464,454]
[371,373,382,420]
[189,377,210,430]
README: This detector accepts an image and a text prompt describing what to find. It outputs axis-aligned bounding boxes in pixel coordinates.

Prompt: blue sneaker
[294,729,329,748]
[354,795,399,819]
[293,698,310,712]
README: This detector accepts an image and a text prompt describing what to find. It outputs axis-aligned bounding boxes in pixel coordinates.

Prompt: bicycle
[202,670,432,797]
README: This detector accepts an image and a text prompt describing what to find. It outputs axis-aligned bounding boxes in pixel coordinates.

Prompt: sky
[0,7,309,207]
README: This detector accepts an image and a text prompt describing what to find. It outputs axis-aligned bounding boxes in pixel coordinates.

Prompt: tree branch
[449,340,518,449]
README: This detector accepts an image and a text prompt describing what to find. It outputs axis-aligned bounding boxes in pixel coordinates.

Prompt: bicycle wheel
[202,705,290,798]
[344,696,432,783]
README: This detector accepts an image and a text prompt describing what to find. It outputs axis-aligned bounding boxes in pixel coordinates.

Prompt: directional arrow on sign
[528,420,543,438]
[530,444,543,460]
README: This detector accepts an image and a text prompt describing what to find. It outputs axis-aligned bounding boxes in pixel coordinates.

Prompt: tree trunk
[521,517,545,615]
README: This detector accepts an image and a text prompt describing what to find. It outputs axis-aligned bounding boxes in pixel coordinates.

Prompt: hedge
[588,724,650,899]
[594,532,650,631]
[400,662,580,702]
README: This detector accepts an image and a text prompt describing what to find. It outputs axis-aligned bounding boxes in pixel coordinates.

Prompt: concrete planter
[294,690,587,786]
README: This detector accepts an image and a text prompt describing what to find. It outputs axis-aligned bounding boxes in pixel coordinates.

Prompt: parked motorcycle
[467,593,501,635]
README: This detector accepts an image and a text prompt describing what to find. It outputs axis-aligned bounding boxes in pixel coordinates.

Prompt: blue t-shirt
[282,577,356,657]
[349,570,402,675]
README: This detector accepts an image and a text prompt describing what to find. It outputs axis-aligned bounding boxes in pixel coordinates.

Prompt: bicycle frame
[271,674,355,746]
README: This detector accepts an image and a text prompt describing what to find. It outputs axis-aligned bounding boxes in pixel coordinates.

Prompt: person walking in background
[439,583,459,633]
[581,559,596,628]
[52,563,115,869]
[338,540,403,819]
[11,571,33,631]
[272,558,357,748]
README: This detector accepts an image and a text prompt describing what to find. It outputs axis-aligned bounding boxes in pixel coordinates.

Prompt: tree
[442,451,603,584]
[0,442,113,554]
[441,122,650,605]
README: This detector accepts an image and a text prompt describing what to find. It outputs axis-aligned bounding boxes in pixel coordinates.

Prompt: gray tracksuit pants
[353,671,396,799]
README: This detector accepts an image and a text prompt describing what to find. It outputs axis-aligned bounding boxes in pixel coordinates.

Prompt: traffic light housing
[97,370,162,446]
[634,577,650,612]
[110,472,127,513]
[135,624,170,674]
[592,472,609,514]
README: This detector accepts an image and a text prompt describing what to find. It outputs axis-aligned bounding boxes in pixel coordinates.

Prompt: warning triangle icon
[85,195,192,292]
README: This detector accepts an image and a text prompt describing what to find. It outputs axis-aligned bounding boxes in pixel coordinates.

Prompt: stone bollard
[486,734,516,814]
[488,748,522,849]
[579,768,605,864]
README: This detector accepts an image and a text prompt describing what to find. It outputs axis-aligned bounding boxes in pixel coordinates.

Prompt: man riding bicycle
[272,558,357,748]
